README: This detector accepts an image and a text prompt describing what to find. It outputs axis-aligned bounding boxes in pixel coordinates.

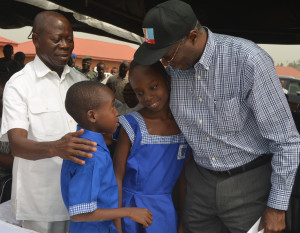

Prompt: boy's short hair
[65,81,106,124]
[129,60,168,82]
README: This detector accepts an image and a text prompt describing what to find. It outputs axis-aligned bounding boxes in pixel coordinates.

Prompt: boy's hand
[53,129,97,165]
[128,207,153,228]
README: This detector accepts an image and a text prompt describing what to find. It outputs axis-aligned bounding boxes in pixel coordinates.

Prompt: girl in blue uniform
[61,81,153,233]
[113,61,191,233]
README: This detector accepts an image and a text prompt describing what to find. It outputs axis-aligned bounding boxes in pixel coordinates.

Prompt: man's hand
[128,207,153,228]
[53,129,97,165]
[258,206,285,233]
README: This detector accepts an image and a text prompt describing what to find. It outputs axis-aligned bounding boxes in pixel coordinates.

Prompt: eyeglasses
[161,39,184,65]
[28,30,33,39]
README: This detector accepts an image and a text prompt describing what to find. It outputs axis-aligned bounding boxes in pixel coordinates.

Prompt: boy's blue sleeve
[68,155,103,216]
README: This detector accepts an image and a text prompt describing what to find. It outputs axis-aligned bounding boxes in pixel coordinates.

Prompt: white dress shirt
[0,56,87,221]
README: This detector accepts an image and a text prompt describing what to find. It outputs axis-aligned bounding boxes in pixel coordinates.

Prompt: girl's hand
[128,207,153,228]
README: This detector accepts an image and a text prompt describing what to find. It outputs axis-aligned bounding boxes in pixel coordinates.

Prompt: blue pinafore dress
[118,112,190,233]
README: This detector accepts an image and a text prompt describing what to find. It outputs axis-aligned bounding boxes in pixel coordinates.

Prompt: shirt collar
[76,125,109,152]
[33,55,70,79]
[194,27,216,70]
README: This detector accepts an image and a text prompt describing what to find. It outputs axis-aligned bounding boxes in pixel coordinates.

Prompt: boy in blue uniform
[61,81,153,233]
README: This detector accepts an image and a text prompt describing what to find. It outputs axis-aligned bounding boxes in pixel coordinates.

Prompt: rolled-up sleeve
[1,78,29,141]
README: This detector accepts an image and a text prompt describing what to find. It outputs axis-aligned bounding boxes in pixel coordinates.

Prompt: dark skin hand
[258,206,285,233]
[8,128,97,165]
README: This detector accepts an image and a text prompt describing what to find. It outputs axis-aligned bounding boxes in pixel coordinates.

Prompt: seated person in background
[0,81,13,203]
[81,56,97,80]
[117,82,143,116]
[61,81,153,233]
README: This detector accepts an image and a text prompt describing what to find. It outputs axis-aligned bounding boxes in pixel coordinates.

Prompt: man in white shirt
[0,11,97,233]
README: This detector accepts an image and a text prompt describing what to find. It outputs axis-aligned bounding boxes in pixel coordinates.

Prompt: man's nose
[59,39,69,48]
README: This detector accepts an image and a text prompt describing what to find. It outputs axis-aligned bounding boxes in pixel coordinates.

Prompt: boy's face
[130,66,169,112]
[92,87,119,134]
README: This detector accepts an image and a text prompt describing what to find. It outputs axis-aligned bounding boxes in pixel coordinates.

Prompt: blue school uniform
[61,126,119,233]
[118,112,190,233]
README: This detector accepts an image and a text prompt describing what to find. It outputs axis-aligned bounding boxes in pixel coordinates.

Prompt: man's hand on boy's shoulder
[52,129,97,165]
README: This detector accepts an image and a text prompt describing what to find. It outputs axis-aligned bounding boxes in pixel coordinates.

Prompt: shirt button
[206,66,209,70]
[70,120,73,123]
[206,137,210,141]
[199,98,203,102]
[212,157,216,161]
[199,120,203,124]
[46,107,48,110]
[197,75,201,79]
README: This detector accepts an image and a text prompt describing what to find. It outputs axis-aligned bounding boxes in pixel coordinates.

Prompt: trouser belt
[203,154,273,177]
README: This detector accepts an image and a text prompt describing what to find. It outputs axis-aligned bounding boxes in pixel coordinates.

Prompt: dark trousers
[183,160,272,233]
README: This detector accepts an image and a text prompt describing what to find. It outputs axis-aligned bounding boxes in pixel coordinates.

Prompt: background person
[81,56,97,80]
[0,44,14,83]
[6,51,25,77]
[93,62,109,84]
[110,66,118,76]
[0,11,96,233]
[106,61,130,104]
[133,1,300,233]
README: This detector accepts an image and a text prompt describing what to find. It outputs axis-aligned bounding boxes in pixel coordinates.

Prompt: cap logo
[143,28,155,44]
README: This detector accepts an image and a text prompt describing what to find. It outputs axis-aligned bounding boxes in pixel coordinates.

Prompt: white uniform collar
[33,55,70,79]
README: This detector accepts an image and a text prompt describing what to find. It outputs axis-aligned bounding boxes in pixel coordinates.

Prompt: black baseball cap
[134,0,197,65]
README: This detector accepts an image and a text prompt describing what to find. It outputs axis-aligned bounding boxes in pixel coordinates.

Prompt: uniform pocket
[28,98,63,139]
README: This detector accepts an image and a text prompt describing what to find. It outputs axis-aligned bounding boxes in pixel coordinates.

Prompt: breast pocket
[213,97,242,135]
[28,99,63,139]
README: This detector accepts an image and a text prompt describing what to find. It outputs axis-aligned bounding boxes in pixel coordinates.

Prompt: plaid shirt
[168,28,300,210]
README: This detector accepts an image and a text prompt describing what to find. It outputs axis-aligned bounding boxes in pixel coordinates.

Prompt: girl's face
[130,66,169,112]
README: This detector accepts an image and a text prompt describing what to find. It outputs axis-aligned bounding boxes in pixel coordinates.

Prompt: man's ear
[32,32,40,49]
[187,30,198,44]
[87,110,96,123]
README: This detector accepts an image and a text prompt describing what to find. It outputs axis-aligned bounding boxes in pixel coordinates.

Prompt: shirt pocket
[28,99,63,139]
[212,97,242,135]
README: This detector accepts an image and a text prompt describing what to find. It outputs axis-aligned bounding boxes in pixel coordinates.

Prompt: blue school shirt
[61,126,119,233]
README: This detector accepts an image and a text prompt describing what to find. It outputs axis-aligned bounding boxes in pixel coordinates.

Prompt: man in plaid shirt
[133,1,300,232]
